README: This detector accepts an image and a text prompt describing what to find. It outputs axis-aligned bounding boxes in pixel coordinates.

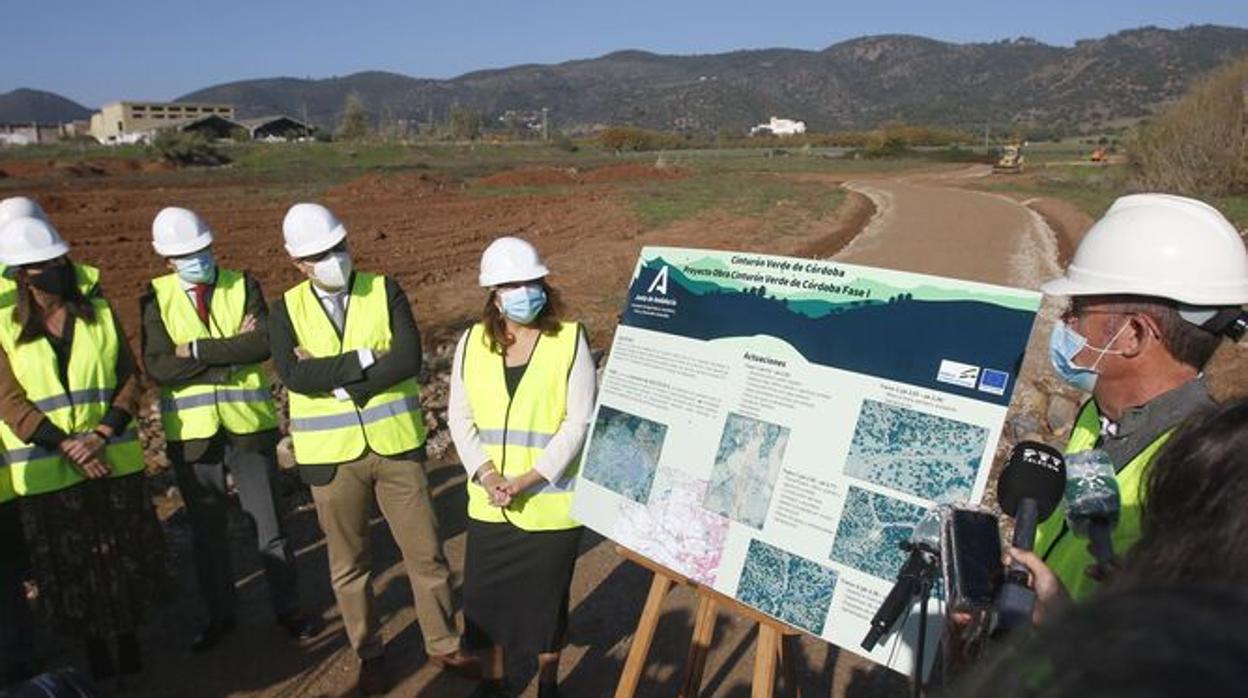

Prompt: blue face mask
[174,249,216,284]
[1048,319,1127,393]
[498,284,547,324]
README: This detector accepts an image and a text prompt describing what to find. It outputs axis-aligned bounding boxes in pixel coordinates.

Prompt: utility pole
[984,123,990,151]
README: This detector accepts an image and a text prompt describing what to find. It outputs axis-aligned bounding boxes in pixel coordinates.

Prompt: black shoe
[117,632,143,675]
[357,656,388,696]
[85,635,116,681]
[276,611,320,641]
[191,618,237,653]
[538,681,560,698]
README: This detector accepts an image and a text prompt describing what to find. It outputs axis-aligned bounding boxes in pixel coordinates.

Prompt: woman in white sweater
[449,236,596,698]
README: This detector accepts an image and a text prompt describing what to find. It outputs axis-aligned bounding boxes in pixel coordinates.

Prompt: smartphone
[943,508,1003,612]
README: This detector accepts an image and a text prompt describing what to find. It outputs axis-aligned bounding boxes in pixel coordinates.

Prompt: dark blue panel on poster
[621,259,1036,406]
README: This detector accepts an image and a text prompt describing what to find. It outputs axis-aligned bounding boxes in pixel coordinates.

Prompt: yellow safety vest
[0,263,101,307]
[1034,400,1172,601]
[151,270,278,441]
[461,321,581,531]
[283,273,426,465]
[0,298,145,496]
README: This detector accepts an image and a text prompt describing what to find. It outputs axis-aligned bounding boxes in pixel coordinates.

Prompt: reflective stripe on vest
[0,452,13,503]
[152,270,277,441]
[462,321,581,531]
[0,299,145,495]
[1033,400,1172,601]
[0,263,100,308]
[283,273,426,465]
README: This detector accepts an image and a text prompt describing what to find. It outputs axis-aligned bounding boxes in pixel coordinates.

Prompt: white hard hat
[1042,193,1248,306]
[0,217,70,266]
[0,197,48,229]
[152,206,214,257]
[479,236,549,287]
[282,203,347,258]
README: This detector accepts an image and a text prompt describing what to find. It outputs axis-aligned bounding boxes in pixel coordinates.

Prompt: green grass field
[976,162,1248,229]
[5,139,1243,231]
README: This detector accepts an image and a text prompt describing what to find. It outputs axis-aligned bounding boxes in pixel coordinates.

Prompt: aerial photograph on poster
[703,413,791,528]
[736,538,839,635]
[843,399,990,501]
[829,486,930,580]
[581,405,668,504]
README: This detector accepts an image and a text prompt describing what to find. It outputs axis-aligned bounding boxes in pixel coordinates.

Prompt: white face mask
[311,251,352,291]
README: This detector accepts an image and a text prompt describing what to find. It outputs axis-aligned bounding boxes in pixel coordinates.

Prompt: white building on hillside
[750,117,807,137]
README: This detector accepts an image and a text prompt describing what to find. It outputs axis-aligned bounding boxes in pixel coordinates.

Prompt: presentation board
[570,247,1041,675]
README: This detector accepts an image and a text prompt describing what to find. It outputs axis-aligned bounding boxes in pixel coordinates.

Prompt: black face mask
[28,265,73,297]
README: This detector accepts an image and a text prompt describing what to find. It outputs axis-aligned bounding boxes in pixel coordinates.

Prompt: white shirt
[448,327,596,486]
[308,283,374,400]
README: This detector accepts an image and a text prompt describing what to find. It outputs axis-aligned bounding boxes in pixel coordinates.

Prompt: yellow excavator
[993,142,1025,174]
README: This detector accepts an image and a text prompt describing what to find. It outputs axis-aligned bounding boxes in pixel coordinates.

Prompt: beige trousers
[309,452,460,659]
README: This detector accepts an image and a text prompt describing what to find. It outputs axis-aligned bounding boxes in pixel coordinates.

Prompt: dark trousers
[172,435,298,624]
[0,501,35,677]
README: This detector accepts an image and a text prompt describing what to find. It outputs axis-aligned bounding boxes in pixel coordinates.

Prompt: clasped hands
[476,465,544,508]
[60,430,110,479]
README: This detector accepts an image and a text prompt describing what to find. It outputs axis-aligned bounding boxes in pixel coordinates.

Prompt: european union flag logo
[978,369,1009,396]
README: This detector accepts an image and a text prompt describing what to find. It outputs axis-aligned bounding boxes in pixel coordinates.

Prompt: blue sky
[4,0,1245,108]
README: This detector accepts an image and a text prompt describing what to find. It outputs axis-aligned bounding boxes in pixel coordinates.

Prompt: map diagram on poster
[571,247,1040,676]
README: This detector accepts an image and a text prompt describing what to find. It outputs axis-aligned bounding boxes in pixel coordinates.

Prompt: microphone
[994,440,1066,631]
[861,506,945,651]
[1063,449,1121,567]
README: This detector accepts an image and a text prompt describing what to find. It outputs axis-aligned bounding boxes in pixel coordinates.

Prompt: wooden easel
[612,547,804,698]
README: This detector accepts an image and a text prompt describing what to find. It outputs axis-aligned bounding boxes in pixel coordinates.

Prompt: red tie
[193,284,210,324]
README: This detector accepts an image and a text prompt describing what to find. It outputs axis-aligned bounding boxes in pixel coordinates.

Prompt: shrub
[450,105,484,141]
[337,94,369,142]
[598,126,682,152]
[551,132,578,153]
[152,129,228,167]
[1129,57,1248,197]
[861,135,913,159]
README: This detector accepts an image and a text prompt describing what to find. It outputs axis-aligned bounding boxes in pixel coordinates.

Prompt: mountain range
[4,25,1246,135]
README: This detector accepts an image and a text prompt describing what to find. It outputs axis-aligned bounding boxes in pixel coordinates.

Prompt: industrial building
[240,116,314,141]
[0,121,90,146]
[89,101,235,143]
[81,101,315,145]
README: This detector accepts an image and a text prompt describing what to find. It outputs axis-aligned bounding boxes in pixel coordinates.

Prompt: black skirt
[463,519,582,654]
[19,473,170,639]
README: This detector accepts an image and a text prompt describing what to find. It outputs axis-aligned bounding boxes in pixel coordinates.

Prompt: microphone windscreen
[909,504,947,552]
[1063,449,1121,534]
[998,441,1066,519]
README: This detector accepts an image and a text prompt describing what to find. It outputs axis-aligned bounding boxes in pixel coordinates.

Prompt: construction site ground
[1,146,1244,697]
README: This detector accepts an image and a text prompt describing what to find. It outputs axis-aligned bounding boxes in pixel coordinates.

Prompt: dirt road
[838,165,1063,289]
